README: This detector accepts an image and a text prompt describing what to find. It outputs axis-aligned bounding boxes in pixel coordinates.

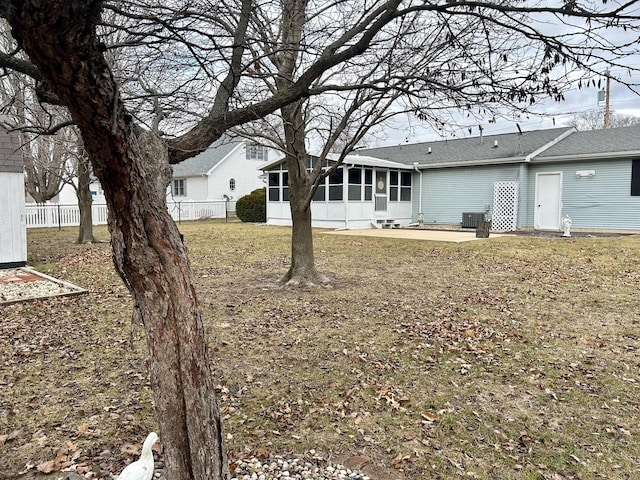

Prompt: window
[267,169,290,201]
[348,168,362,201]
[389,170,399,201]
[364,169,373,200]
[632,159,640,196]
[282,172,289,202]
[229,178,236,191]
[400,171,412,201]
[173,179,186,197]
[388,170,411,202]
[313,176,326,201]
[246,144,266,160]
[328,167,343,201]
[268,172,280,201]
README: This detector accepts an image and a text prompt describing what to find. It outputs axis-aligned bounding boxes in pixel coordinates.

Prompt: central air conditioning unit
[462,212,486,228]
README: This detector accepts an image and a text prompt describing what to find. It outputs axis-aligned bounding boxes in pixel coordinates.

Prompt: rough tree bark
[279,99,324,285]
[76,151,96,244]
[5,2,229,479]
[275,0,326,285]
[6,1,633,478]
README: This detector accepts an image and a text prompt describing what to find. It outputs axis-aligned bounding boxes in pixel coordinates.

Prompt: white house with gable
[170,136,282,203]
[44,135,279,208]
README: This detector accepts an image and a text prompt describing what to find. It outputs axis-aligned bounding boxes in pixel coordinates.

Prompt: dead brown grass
[1,221,639,479]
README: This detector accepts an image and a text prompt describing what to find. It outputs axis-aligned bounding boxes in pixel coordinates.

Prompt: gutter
[533,150,640,163]
[413,156,526,169]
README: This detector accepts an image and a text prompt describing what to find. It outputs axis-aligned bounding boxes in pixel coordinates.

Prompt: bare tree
[0,1,639,479]
[240,0,640,285]
[569,108,640,130]
[0,72,66,202]
[57,127,99,243]
[0,20,96,241]
[21,130,66,202]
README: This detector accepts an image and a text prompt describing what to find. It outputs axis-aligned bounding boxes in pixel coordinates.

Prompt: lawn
[1,221,639,479]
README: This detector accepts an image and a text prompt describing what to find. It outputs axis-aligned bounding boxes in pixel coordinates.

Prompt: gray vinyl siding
[523,158,640,230]
[416,164,520,225]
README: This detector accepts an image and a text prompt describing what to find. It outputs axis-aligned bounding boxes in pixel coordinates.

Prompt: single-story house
[262,154,416,229]
[0,126,26,268]
[262,125,640,232]
[170,136,282,203]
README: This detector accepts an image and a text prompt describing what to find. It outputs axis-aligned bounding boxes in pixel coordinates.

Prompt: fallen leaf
[1,429,23,447]
[36,460,56,474]
[77,423,90,435]
[422,411,438,422]
[392,452,411,469]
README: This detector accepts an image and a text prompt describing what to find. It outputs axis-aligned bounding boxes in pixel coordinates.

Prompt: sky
[368,7,640,148]
[375,72,640,147]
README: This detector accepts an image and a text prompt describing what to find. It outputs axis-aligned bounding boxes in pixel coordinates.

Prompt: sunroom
[262,154,414,229]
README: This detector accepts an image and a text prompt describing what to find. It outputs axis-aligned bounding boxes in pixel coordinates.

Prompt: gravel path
[229,455,371,480]
[0,267,86,304]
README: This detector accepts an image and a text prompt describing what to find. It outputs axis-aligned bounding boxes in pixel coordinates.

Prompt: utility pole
[604,69,611,128]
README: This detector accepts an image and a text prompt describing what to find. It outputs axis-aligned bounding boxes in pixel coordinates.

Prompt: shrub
[235,187,266,223]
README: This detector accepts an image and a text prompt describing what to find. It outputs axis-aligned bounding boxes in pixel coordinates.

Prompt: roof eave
[414,156,526,169]
[205,142,245,175]
[534,150,640,163]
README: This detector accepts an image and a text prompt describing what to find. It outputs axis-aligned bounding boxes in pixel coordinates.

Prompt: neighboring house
[0,126,26,268]
[263,125,640,232]
[170,136,280,203]
[262,154,415,229]
[43,136,276,207]
[55,178,105,205]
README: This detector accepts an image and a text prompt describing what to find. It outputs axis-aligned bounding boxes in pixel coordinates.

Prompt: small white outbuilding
[0,126,26,268]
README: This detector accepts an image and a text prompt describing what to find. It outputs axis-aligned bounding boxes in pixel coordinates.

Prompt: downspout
[413,162,423,224]
[344,164,351,230]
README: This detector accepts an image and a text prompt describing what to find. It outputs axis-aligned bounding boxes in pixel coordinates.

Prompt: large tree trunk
[7,3,229,479]
[76,153,96,244]
[106,131,229,480]
[274,0,324,286]
[281,171,324,285]
[279,97,325,286]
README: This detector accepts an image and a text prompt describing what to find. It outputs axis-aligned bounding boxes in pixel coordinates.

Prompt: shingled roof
[536,124,640,160]
[355,127,575,168]
[0,126,22,173]
[172,136,243,177]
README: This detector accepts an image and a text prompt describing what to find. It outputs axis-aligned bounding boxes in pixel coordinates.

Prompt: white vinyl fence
[25,200,236,228]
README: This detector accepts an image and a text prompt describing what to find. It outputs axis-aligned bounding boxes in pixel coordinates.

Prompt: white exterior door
[535,172,562,230]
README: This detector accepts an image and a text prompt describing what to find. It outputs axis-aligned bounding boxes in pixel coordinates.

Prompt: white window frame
[173,178,187,197]
[246,144,266,160]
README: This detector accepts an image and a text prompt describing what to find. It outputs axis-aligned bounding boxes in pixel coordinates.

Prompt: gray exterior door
[535,172,562,230]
